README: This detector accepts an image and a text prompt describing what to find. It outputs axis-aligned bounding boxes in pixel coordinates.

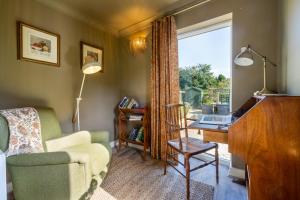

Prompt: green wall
[118,35,151,106]
[0,0,120,140]
[281,0,300,95]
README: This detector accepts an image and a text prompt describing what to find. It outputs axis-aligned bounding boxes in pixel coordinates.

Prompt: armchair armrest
[7,151,89,167]
[7,151,92,200]
[90,131,110,143]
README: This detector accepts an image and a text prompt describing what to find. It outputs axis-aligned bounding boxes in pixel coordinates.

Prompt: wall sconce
[130,37,147,55]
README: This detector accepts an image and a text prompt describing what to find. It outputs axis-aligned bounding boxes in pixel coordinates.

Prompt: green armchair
[0,107,112,200]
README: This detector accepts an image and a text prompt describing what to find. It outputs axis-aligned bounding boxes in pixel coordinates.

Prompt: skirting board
[228,166,245,180]
[7,182,12,193]
[110,140,118,148]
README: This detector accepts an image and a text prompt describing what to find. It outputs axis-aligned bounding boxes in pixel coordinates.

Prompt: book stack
[128,115,143,121]
[128,127,144,142]
[119,96,139,109]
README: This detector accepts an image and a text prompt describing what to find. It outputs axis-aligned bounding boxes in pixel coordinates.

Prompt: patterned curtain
[150,16,179,160]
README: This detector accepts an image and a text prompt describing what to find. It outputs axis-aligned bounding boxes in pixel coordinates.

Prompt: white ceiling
[36,0,198,36]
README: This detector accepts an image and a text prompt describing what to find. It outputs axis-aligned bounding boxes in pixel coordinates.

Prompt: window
[178,15,232,163]
[178,19,232,117]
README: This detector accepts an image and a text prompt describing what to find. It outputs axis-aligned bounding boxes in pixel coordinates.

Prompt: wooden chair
[163,104,219,200]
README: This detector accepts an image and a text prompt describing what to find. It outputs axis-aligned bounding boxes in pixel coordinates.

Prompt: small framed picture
[81,42,104,72]
[17,22,60,66]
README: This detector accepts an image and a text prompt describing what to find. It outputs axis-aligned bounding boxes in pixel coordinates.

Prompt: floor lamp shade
[73,61,102,131]
[82,62,102,74]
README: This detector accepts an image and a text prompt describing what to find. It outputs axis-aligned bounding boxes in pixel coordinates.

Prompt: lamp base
[254,88,275,96]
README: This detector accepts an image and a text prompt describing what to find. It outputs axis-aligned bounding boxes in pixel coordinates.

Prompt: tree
[217,74,226,82]
[179,64,231,106]
[216,74,230,89]
[179,64,217,90]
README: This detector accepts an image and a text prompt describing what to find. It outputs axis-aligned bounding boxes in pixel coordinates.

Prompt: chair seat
[168,137,217,156]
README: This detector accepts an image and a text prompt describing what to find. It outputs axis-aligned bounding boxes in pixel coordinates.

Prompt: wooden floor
[187,156,247,200]
[115,148,247,200]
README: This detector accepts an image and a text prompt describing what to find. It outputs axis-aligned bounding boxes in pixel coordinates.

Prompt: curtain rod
[118,0,212,36]
[168,0,212,17]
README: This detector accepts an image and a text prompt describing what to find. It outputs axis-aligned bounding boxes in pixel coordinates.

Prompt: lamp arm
[72,74,86,131]
[78,74,86,99]
[247,45,277,67]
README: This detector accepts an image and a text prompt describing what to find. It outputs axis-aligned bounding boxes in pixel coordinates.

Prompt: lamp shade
[234,47,254,66]
[130,37,147,54]
[82,62,102,74]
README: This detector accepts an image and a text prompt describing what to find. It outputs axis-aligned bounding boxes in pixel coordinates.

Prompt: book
[127,98,140,109]
[126,99,134,109]
[128,128,135,140]
[128,128,139,140]
[131,99,139,109]
[123,98,130,108]
[135,127,144,142]
[119,96,128,108]
[132,129,139,140]
[140,131,144,142]
[128,115,143,121]
[118,97,140,109]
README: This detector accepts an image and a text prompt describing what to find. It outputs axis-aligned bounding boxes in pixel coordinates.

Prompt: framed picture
[18,21,60,66]
[81,42,104,72]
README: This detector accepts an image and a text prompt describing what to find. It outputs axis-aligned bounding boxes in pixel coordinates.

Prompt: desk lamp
[234,45,277,95]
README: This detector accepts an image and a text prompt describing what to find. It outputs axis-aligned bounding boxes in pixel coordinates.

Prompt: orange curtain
[150,16,179,160]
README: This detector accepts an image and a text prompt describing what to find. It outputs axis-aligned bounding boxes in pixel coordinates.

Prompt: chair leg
[118,139,122,151]
[164,145,168,175]
[143,145,147,161]
[215,144,219,184]
[185,155,190,200]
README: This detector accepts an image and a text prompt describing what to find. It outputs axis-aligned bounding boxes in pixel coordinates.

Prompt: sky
[178,26,231,78]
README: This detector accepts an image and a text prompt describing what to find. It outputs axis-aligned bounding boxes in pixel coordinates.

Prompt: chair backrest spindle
[165,104,188,150]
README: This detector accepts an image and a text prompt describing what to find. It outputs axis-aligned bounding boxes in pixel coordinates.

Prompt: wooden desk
[188,119,229,144]
[229,96,300,200]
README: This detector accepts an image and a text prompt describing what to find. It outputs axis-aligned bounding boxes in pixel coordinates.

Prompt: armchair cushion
[62,143,110,176]
[90,130,112,158]
[36,108,62,147]
[45,131,91,152]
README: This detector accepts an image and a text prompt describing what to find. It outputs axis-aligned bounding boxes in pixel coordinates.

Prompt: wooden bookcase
[118,107,150,159]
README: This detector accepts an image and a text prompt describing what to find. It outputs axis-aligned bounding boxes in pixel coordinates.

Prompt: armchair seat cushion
[62,143,110,176]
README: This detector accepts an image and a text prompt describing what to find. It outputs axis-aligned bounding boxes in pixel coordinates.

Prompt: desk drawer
[203,130,228,144]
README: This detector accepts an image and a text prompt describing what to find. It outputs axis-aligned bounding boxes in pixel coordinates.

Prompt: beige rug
[99,149,214,200]
[91,187,116,200]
